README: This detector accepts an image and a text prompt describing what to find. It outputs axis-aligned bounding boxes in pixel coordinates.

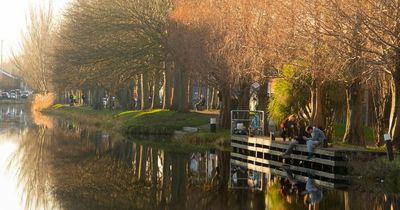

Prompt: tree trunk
[170,153,187,209]
[150,148,158,209]
[141,73,151,110]
[389,69,400,148]
[219,84,231,129]
[343,82,365,145]
[171,64,181,111]
[92,87,104,110]
[206,84,210,110]
[258,80,270,136]
[152,72,162,109]
[163,62,173,109]
[118,85,129,110]
[238,81,250,111]
[160,151,170,207]
[187,78,192,110]
[179,69,189,112]
[210,87,215,110]
[137,76,142,110]
[171,63,189,112]
[139,145,148,182]
[310,79,325,128]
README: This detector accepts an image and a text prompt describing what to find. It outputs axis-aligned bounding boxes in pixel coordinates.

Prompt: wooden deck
[230,135,386,189]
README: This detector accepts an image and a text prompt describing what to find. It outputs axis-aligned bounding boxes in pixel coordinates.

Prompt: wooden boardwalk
[230,135,386,189]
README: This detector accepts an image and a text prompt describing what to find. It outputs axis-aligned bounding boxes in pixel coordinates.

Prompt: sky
[0,0,70,61]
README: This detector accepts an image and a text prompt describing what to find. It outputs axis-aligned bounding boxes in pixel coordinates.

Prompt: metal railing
[231,110,264,136]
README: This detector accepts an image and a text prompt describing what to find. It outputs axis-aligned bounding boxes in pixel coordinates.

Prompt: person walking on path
[306,126,326,159]
[280,114,298,141]
[281,120,310,158]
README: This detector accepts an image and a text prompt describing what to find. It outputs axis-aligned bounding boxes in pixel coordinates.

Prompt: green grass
[334,123,375,143]
[123,109,214,134]
[127,130,231,152]
[350,155,400,194]
[43,106,227,149]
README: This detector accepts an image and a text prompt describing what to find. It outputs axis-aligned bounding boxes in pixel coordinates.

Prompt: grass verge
[350,155,400,194]
[43,105,229,149]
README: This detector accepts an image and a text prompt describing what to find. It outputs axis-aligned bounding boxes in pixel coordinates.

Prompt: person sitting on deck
[280,114,298,141]
[305,126,326,160]
[281,120,310,158]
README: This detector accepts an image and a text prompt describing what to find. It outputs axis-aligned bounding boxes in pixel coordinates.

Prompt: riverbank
[350,155,400,194]
[43,105,230,149]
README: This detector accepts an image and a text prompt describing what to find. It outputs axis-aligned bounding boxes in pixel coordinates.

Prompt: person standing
[82,94,86,105]
[306,126,326,159]
[69,94,74,106]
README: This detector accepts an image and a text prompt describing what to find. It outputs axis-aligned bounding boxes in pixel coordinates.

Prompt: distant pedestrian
[82,94,86,105]
[73,95,77,105]
[217,91,223,110]
[69,94,74,106]
[196,95,206,110]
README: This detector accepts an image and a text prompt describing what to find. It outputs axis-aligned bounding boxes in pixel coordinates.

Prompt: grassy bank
[43,105,230,148]
[350,155,400,194]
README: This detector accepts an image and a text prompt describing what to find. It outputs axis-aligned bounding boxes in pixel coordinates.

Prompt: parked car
[20,91,29,99]
[10,92,17,99]
[1,92,10,99]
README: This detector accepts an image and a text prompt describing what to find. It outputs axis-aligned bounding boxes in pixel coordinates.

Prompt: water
[0,104,399,210]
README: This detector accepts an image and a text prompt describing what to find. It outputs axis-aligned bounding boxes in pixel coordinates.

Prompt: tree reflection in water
[9,125,60,210]
[7,115,400,210]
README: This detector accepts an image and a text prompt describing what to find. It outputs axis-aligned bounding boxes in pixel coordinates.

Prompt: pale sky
[0,0,70,61]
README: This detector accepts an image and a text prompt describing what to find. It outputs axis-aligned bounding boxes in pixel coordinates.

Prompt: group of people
[280,114,326,159]
[69,94,86,106]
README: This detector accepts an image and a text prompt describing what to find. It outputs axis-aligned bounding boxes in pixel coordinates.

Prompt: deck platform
[230,135,387,189]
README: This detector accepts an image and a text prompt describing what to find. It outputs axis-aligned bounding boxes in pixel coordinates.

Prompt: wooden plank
[231,142,282,156]
[232,135,337,156]
[231,134,386,157]
[230,159,347,189]
[231,142,347,166]
[231,153,348,180]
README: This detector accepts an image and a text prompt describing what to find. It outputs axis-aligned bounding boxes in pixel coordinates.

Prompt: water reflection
[0,103,400,209]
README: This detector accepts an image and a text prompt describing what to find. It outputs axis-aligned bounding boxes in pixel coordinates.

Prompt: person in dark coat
[280,114,298,141]
[281,119,310,157]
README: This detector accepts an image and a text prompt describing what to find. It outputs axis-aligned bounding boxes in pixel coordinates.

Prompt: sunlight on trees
[12,0,400,146]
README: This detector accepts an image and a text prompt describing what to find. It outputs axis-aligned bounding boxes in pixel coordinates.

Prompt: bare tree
[361,0,400,145]
[13,0,55,94]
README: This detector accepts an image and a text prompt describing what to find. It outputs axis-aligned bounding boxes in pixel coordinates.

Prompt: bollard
[384,133,394,161]
[210,118,217,133]
[270,131,275,141]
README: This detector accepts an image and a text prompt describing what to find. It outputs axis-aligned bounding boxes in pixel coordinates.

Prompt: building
[0,68,21,90]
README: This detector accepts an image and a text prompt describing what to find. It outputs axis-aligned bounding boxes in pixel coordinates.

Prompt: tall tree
[13,0,55,94]
[361,0,400,146]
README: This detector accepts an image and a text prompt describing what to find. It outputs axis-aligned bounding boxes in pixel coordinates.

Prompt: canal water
[0,104,399,210]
